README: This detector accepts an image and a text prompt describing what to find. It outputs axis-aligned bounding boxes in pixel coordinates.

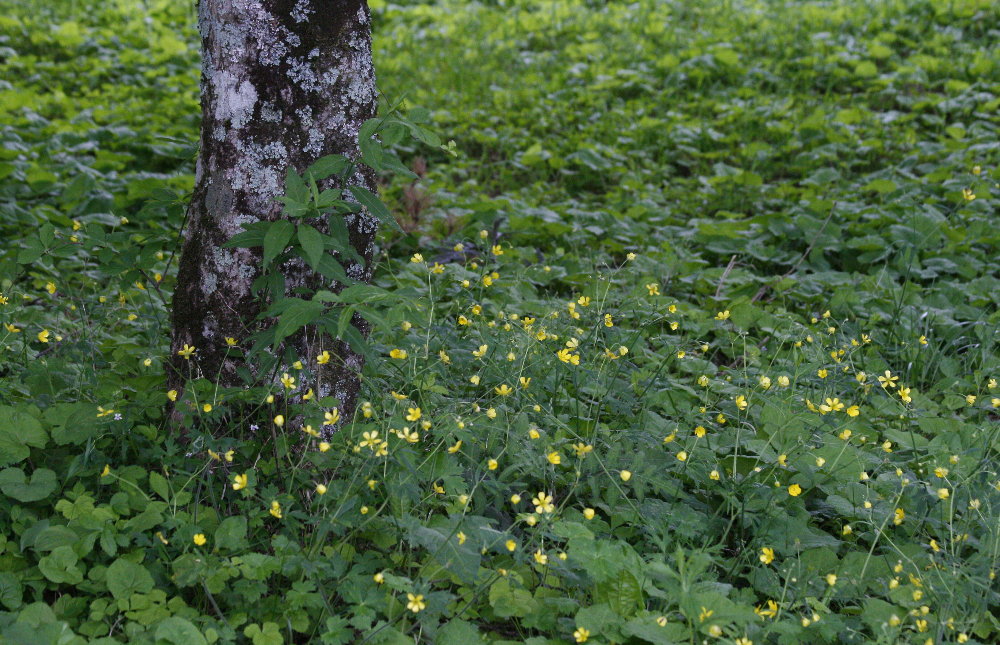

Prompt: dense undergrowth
[0,0,998,643]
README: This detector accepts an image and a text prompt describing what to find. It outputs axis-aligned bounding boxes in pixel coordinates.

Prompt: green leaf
[215,516,247,551]
[488,578,536,618]
[0,406,48,466]
[274,298,324,344]
[297,223,325,271]
[0,468,57,502]
[38,546,83,584]
[284,167,308,203]
[155,617,207,645]
[316,254,351,284]
[244,622,283,645]
[0,572,23,610]
[149,471,170,501]
[223,222,269,249]
[436,619,482,645]
[347,186,402,233]
[106,558,155,600]
[262,220,295,268]
[306,154,350,182]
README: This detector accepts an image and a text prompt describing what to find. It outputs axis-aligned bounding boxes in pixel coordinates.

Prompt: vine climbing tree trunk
[170,0,378,418]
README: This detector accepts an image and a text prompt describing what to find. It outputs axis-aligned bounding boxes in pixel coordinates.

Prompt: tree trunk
[170,0,377,418]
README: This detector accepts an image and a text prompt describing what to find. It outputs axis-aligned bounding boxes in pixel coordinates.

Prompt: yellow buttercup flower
[233,473,248,490]
[405,407,421,421]
[193,533,206,546]
[37,329,50,343]
[316,350,331,365]
[788,483,802,497]
[760,547,775,564]
[406,593,426,613]
[389,348,407,359]
[269,500,282,519]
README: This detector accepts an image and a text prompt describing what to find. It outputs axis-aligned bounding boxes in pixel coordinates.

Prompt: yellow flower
[224,337,237,346]
[96,406,115,418]
[697,375,710,387]
[760,547,775,564]
[965,394,976,405]
[202,403,212,413]
[487,458,498,471]
[817,368,828,379]
[406,593,426,613]
[410,253,424,263]
[316,350,331,365]
[699,607,714,622]
[893,508,905,525]
[572,442,593,457]
[819,397,844,414]
[405,407,421,421]
[472,344,488,358]
[937,488,950,500]
[166,389,178,402]
[735,395,748,410]
[177,344,196,359]
[788,483,802,497]
[534,550,548,565]
[645,283,660,296]
[273,414,284,427]
[961,187,975,201]
[676,451,687,462]
[486,407,497,418]
[777,375,790,387]
[709,470,720,480]
[573,627,590,643]
[456,531,467,545]
[37,329,50,343]
[620,470,632,481]
[495,384,513,396]
[604,313,613,327]
[578,296,591,307]
[754,600,778,619]
[3,323,19,333]
[583,508,595,520]
[100,464,110,477]
[324,408,340,425]
[547,451,561,465]
[532,492,555,514]
[46,281,56,294]
[389,348,408,360]
[193,533,206,546]
[826,573,837,586]
[557,348,580,365]
[232,473,248,490]
[269,500,282,519]
[470,375,481,385]
[845,405,860,417]
[838,428,852,441]
[878,370,898,388]
[447,440,462,453]
[280,373,296,390]
[898,386,912,404]
[715,310,730,320]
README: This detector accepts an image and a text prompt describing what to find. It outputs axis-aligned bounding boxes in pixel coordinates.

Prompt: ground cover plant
[0,0,998,643]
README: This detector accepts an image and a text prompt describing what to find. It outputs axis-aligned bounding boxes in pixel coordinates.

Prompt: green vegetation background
[0,0,997,644]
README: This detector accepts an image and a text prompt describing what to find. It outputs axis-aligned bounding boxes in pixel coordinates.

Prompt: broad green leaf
[0,468,57,502]
[38,546,83,584]
[244,622,283,645]
[262,220,295,267]
[0,407,47,466]
[347,185,402,233]
[155,616,207,645]
[284,167,308,204]
[488,578,536,618]
[149,471,170,501]
[106,558,155,599]
[0,572,22,610]
[297,223,324,271]
[215,516,247,551]
[306,154,350,182]
[273,298,324,344]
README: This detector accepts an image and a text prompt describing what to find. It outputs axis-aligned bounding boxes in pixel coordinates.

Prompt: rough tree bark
[170,0,377,417]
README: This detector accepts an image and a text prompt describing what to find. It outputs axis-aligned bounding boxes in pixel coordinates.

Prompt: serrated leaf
[297,223,325,271]
[149,471,169,501]
[262,220,295,268]
[347,185,402,233]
